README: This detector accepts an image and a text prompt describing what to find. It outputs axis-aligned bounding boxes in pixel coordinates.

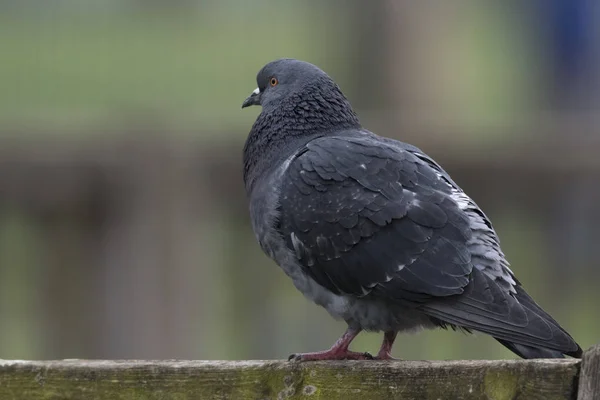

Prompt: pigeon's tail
[496,287,583,359]
[495,339,568,359]
[422,268,582,359]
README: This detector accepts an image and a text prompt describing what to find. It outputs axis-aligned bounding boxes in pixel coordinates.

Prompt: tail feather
[508,287,582,358]
[422,268,582,358]
[496,339,566,359]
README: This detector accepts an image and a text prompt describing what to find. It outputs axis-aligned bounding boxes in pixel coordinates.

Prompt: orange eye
[270,77,278,87]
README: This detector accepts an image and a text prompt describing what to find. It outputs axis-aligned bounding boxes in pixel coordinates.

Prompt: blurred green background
[0,0,598,361]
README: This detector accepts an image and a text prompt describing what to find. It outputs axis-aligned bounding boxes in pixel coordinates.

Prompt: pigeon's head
[241,59,359,125]
[242,59,332,110]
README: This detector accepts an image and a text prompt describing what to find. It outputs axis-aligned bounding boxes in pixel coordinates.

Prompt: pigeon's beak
[242,88,261,109]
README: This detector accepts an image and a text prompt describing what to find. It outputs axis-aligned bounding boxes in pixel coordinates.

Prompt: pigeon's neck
[243,83,360,194]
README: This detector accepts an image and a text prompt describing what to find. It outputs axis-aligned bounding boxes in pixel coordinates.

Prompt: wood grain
[0,358,582,400]
[578,344,600,400]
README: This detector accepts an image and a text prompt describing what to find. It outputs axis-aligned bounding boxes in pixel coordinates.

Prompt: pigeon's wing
[277,135,474,301]
[400,146,580,356]
[277,134,582,356]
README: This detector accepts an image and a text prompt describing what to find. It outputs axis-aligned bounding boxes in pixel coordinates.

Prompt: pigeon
[241,58,582,360]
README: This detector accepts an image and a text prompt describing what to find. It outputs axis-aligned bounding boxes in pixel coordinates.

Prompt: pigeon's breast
[248,154,294,259]
[248,155,354,317]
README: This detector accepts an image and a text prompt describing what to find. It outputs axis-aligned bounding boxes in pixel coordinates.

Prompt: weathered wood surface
[578,345,600,400]
[0,358,581,400]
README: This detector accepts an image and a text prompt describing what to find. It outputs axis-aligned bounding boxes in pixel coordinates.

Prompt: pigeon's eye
[270,77,278,87]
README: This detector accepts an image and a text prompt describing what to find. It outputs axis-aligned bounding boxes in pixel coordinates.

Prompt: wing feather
[278,136,472,299]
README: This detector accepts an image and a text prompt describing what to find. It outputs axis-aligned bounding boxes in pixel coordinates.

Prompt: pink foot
[374,331,399,360]
[290,326,371,361]
[289,349,373,361]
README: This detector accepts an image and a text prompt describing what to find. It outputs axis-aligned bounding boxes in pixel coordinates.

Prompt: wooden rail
[0,345,597,399]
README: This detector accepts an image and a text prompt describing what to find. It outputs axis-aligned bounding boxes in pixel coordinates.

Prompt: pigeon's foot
[289,350,373,361]
[374,331,399,360]
[288,325,368,361]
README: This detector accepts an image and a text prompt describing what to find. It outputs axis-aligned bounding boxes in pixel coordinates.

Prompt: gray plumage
[242,59,581,359]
